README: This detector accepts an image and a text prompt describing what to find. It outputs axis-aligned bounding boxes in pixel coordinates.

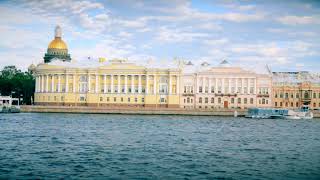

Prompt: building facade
[34,60,181,108]
[272,72,320,110]
[180,61,272,109]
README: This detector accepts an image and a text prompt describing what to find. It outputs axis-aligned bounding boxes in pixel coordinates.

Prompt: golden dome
[48,37,68,50]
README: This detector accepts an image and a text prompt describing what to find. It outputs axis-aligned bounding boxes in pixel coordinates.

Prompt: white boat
[283,106,313,120]
[0,96,20,113]
[246,105,313,120]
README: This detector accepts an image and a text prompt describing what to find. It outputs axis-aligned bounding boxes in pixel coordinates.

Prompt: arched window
[187,97,190,103]
[205,97,208,103]
[211,98,214,103]
[262,98,265,104]
[218,98,221,103]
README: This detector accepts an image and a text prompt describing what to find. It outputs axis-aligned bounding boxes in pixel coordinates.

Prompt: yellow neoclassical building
[34,26,181,108]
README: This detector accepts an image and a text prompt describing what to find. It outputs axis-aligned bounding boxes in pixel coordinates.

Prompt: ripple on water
[0,114,320,179]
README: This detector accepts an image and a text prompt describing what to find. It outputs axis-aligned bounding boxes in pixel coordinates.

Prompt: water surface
[0,113,320,179]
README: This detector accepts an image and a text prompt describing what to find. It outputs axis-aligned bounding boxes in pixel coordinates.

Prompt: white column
[104,75,107,93]
[88,74,91,92]
[228,78,231,94]
[124,75,128,93]
[254,78,257,94]
[209,78,212,93]
[35,76,39,92]
[215,78,218,93]
[118,75,121,94]
[73,74,76,93]
[235,78,238,93]
[241,78,244,94]
[57,75,60,92]
[138,75,142,94]
[247,78,250,94]
[222,78,225,94]
[196,76,199,93]
[131,75,134,94]
[111,75,114,93]
[58,75,61,92]
[46,75,49,92]
[153,75,156,94]
[65,74,69,93]
[146,74,149,94]
[177,76,180,95]
[95,74,99,93]
[51,75,54,92]
[169,75,172,94]
[202,77,205,93]
[41,75,44,92]
[38,75,41,92]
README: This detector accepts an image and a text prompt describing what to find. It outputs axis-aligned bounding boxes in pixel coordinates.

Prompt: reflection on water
[0,113,320,179]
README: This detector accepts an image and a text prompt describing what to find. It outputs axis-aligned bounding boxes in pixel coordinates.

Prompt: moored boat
[0,96,20,113]
[246,106,313,120]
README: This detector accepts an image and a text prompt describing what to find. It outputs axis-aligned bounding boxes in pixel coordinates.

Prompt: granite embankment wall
[21,105,247,116]
[20,105,320,117]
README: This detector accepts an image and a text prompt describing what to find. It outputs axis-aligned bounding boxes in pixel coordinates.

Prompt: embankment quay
[20,105,320,117]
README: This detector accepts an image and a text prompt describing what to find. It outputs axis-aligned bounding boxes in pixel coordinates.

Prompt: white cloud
[278,15,320,25]
[203,38,229,46]
[156,27,209,43]
[118,31,133,39]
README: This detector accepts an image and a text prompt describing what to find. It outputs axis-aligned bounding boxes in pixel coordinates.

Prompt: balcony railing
[215,93,237,97]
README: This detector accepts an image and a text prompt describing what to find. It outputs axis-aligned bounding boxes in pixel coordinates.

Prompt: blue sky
[0,0,319,72]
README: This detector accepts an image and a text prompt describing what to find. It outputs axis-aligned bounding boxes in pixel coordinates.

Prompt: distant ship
[246,106,313,120]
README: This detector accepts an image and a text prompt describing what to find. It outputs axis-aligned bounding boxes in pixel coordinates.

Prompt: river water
[0,113,320,179]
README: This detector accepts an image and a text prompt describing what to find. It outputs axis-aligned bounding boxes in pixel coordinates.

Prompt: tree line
[0,66,35,105]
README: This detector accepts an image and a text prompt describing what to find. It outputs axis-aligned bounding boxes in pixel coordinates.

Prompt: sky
[0,0,319,72]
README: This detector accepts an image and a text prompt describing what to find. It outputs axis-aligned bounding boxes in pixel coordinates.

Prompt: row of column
[196,77,257,94]
[36,74,179,94]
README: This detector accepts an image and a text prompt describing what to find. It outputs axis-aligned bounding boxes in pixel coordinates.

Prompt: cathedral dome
[48,37,68,50]
[44,25,71,63]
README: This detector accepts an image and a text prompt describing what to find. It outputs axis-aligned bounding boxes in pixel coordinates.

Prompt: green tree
[0,66,35,105]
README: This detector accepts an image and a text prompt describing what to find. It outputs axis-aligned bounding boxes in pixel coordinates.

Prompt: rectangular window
[100,97,103,102]
[250,98,253,104]
[238,98,241,104]
[114,97,116,102]
[107,97,110,102]
[205,97,208,103]
[231,98,234,103]
[135,98,138,102]
[142,98,145,102]
[211,87,215,93]
[128,98,130,102]
[199,86,202,93]
[80,97,85,101]
[121,97,123,102]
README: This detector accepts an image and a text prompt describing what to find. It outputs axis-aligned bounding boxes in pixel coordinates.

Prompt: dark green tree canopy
[0,66,35,105]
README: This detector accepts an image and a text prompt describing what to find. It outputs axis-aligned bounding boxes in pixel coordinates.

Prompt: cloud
[155,26,209,43]
[278,15,320,25]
